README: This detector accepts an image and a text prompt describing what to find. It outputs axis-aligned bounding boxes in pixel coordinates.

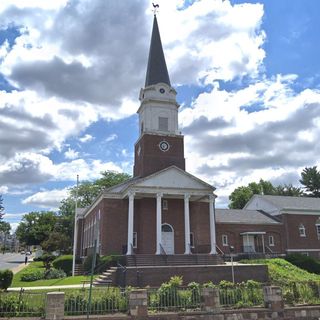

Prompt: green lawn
[241,258,320,285]
[11,261,92,287]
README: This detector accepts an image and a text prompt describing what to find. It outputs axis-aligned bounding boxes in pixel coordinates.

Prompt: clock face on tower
[159,140,170,152]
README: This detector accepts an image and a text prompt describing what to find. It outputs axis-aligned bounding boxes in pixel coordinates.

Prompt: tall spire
[145,15,171,87]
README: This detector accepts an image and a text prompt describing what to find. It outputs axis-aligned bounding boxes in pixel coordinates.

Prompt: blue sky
[0,0,320,231]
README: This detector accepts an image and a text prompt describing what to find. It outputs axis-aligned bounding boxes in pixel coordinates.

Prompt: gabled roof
[145,15,171,87]
[216,209,281,225]
[245,194,320,211]
[104,165,215,195]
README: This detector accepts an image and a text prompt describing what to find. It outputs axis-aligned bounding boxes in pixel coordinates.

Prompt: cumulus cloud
[22,187,70,209]
[64,148,79,160]
[181,77,320,204]
[0,153,125,186]
[0,186,8,194]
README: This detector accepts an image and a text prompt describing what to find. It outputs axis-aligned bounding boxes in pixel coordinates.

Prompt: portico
[124,166,217,256]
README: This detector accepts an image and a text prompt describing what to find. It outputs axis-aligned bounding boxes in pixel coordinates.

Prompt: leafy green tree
[15,211,57,246]
[229,186,254,209]
[299,166,320,197]
[57,170,131,249]
[229,179,303,209]
[0,195,4,220]
[41,231,70,253]
[274,184,304,196]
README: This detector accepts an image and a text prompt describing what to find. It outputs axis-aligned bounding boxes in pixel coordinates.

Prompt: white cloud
[0,186,8,194]
[79,134,93,143]
[181,75,320,206]
[22,187,70,209]
[106,134,118,143]
[64,148,79,160]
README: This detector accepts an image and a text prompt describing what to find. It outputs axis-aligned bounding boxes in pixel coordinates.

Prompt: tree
[229,179,303,209]
[41,231,70,253]
[57,170,131,250]
[0,195,4,221]
[274,184,304,197]
[15,211,57,246]
[229,186,254,209]
[299,166,320,197]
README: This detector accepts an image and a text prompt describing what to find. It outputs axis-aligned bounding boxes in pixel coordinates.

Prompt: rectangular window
[159,117,169,131]
[190,232,195,248]
[299,224,306,237]
[222,234,228,246]
[316,225,320,240]
[269,235,275,246]
[163,199,168,210]
[133,232,137,248]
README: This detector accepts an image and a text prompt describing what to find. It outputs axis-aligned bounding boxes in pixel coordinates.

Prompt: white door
[161,224,174,254]
[243,235,255,253]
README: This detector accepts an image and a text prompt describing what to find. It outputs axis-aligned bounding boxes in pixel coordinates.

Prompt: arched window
[162,224,173,232]
[299,224,306,237]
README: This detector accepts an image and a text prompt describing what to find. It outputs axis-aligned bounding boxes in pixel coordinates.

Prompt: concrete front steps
[93,267,117,287]
[126,254,224,267]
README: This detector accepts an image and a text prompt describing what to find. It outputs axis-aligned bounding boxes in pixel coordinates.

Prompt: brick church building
[74,15,320,282]
[75,15,218,260]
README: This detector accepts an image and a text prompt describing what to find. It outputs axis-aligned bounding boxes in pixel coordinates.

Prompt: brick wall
[216,223,285,255]
[282,213,320,257]
[123,264,269,287]
[133,133,185,177]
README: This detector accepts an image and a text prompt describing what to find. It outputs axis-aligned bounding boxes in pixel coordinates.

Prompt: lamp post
[230,245,235,284]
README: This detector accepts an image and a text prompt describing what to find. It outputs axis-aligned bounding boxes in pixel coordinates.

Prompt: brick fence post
[263,286,284,312]
[45,292,65,320]
[201,287,221,313]
[129,289,148,317]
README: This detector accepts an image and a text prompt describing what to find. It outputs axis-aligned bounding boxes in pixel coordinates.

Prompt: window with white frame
[316,224,320,240]
[222,234,228,246]
[133,232,137,248]
[163,199,168,210]
[299,224,306,237]
[269,235,275,246]
[190,232,195,248]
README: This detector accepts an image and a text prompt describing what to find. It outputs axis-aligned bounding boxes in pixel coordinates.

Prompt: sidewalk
[9,284,90,291]
[11,261,29,274]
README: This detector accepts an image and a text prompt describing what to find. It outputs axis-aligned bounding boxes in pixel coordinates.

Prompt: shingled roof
[215,209,280,225]
[247,195,320,211]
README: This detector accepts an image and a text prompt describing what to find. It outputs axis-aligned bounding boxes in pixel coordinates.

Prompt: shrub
[286,254,320,275]
[53,255,73,275]
[0,270,13,290]
[83,254,101,273]
[20,268,66,281]
[44,268,66,279]
[95,255,126,273]
[20,270,44,282]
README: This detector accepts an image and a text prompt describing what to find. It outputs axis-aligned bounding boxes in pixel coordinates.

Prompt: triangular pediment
[132,166,214,191]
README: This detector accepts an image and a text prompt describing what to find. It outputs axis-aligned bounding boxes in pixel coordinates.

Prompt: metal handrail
[130,243,135,255]
[159,243,167,255]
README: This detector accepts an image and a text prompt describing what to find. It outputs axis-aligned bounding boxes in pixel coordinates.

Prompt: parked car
[20,250,25,254]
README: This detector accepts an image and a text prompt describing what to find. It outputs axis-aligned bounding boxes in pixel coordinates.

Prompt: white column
[126,192,135,255]
[209,194,217,254]
[156,193,162,254]
[184,194,191,254]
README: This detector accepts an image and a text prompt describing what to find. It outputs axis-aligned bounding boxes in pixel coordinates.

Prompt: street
[0,253,26,271]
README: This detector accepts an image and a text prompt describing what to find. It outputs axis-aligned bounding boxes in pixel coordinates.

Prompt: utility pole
[72,175,79,276]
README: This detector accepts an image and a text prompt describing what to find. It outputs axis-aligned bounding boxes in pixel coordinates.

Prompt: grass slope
[242,258,320,285]
[12,261,91,287]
